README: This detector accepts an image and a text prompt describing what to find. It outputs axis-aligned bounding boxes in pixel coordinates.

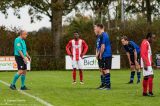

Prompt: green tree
[81,0,113,24]
[125,0,160,24]
[0,0,80,69]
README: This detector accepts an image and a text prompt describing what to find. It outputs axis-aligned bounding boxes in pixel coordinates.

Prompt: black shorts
[130,53,140,65]
[98,57,112,70]
[98,59,102,68]
[15,56,27,70]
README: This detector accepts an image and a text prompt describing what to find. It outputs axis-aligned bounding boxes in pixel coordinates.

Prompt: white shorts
[72,58,83,69]
[143,66,154,76]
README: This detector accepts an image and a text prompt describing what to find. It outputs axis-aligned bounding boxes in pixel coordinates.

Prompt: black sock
[137,72,141,81]
[130,71,135,82]
[104,73,111,88]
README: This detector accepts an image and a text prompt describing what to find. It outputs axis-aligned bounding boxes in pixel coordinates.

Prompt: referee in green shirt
[10,30,31,90]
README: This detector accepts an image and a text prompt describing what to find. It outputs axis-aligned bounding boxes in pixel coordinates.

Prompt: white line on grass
[0,80,53,106]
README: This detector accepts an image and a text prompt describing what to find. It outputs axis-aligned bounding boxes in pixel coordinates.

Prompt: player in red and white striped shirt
[140,33,156,96]
[66,31,88,84]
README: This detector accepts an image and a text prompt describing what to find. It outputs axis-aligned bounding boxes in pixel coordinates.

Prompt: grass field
[0,70,160,106]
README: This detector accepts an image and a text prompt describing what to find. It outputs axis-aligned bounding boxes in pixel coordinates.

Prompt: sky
[0,4,115,32]
[0,6,51,31]
[0,6,92,32]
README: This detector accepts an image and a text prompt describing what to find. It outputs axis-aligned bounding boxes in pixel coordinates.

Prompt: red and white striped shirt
[140,39,152,66]
[66,39,88,61]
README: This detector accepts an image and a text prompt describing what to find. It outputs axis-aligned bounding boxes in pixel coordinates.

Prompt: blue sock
[12,73,20,85]
[130,71,135,81]
[21,75,26,87]
[104,73,110,86]
[101,75,105,85]
[137,72,141,81]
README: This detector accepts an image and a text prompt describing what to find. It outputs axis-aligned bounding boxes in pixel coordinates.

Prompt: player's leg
[103,57,112,90]
[100,71,105,87]
[127,64,136,84]
[136,68,141,84]
[20,69,28,90]
[147,66,154,96]
[19,58,28,90]
[148,75,154,96]
[21,73,26,88]
[142,66,154,96]
[10,71,21,90]
[78,59,84,84]
[128,55,136,84]
[72,60,77,84]
[136,54,141,84]
[10,56,22,90]
[143,76,148,96]
[97,70,105,89]
[97,59,105,89]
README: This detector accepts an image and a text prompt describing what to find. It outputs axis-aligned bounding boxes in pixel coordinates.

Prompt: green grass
[0,70,160,106]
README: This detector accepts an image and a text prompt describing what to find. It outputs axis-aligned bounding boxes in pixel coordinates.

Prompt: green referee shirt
[14,36,27,57]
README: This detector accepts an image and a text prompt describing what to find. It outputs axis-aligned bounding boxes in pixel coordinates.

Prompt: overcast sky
[0,6,51,31]
[0,6,92,32]
[0,4,115,32]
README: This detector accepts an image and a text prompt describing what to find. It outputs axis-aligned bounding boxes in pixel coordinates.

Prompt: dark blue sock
[104,73,110,86]
[130,71,135,81]
[137,72,141,81]
[101,75,105,85]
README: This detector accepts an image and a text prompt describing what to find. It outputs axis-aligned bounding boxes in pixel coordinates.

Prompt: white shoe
[72,81,77,85]
[80,81,84,85]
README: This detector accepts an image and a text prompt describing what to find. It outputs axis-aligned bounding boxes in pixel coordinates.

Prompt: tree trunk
[117,0,121,20]
[51,0,63,69]
[146,0,152,24]
[97,10,102,23]
[107,7,110,30]
[142,0,145,17]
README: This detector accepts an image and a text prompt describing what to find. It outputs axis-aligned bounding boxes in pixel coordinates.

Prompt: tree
[0,0,80,69]
[125,0,160,24]
[81,0,113,24]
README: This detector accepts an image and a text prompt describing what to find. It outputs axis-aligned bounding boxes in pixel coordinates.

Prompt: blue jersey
[14,37,27,57]
[97,32,112,58]
[123,41,140,54]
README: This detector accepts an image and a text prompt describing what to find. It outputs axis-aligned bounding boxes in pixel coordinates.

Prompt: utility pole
[121,0,125,29]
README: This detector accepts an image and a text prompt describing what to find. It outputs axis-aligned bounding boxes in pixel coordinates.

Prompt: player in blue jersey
[94,24,112,90]
[10,30,31,90]
[94,26,103,87]
[121,36,141,84]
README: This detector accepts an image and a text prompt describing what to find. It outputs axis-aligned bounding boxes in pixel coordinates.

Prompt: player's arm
[99,34,106,59]
[66,41,72,57]
[18,51,25,59]
[126,52,132,65]
[133,49,140,69]
[81,40,88,57]
[96,48,99,60]
[130,43,138,63]
[133,49,138,64]
[141,42,150,68]
[18,51,28,64]
[26,52,31,61]
[99,44,105,59]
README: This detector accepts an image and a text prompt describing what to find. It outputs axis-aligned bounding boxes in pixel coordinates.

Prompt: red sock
[73,68,76,82]
[79,69,83,82]
[143,78,148,94]
[148,77,153,93]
